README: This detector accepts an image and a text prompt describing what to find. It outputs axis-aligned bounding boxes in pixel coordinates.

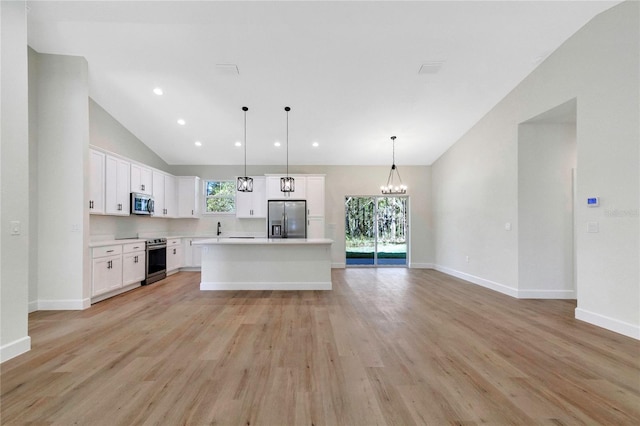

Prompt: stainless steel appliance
[131,192,155,215]
[268,200,307,238]
[143,238,166,285]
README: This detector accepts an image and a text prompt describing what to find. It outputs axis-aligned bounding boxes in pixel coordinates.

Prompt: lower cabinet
[307,216,325,239]
[91,245,123,297]
[167,238,183,273]
[184,238,204,268]
[122,244,146,286]
[91,242,146,300]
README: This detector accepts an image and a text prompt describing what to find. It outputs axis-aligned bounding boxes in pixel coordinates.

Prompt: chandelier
[280,106,295,192]
[236,106,253,192]
[381,136,407,194]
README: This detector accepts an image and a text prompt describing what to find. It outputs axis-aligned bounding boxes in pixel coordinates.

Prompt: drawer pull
[106,250,114,253]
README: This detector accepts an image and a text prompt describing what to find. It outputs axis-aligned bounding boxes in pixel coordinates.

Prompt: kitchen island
[192,238,333,290]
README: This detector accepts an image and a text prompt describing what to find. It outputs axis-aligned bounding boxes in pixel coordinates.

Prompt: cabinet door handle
[89,200,93,209]
[141,184,145,191]
[190,240,192,246]
[107,260,112,269]
[191,209,194,215]
[134,255,138,263]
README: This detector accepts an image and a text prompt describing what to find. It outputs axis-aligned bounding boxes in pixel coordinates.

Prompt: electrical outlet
[465,255,469,263]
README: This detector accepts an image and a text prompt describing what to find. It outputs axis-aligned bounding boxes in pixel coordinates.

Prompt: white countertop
[193,237,333,245]
[89,239,146,248]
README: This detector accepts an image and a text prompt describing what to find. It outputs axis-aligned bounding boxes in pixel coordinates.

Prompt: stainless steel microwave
[131,193,154,215]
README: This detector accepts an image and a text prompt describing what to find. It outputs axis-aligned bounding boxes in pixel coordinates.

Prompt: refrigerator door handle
[283,213,288,238]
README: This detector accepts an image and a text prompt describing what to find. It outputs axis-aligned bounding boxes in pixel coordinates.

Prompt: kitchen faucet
[217,221,222,236]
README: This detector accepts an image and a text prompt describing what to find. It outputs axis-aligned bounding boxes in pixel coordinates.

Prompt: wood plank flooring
[1,269,639,425]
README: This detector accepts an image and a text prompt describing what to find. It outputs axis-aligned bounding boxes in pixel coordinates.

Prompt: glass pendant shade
[381,136,407,195]
[237,106,253,193]
[237,176,253,192]
[280,177,295,192]
[281,106,295,193]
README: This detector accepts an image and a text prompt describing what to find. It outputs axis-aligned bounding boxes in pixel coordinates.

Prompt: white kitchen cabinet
[89,149,105,214]
[307,216,325,239]
[177,176,201,218]
[91,245,123,297]
[305,176,325,217]
[122,243,146,286]
[266,176,306,200]
[236,176,266,218]
[167,238,183,273]
[131,163,153,196]
[184,238,204,268]
[152,171,177,217]
[105,155,130,216]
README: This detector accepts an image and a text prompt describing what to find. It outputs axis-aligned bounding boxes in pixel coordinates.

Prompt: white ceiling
[27,1,618,166]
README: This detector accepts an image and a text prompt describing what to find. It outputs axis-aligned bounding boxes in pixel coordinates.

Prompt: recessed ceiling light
[153,87,163,96]
[177,118,186,126]
[214,64,240,76]
[312,142,319,148]
[194,141,202,147]
[274,141,281,147]
[235,141,242,147]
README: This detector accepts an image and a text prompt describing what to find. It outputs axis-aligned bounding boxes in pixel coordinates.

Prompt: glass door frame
[344,195,410,268]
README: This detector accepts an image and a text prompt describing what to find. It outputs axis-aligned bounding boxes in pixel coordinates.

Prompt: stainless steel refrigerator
[268,200,307,238]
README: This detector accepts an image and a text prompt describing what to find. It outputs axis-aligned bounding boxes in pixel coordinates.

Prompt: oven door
[145,245,167,285]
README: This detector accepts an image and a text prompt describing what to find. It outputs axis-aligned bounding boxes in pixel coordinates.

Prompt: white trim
[1,336,31,363]
[37,298,91,311]
[28,300,38,313]
[409,263,434,269]
[179,267,201,272]
[91,283,141,304]
[332,262,346,269]
[518,289,576,299]
[575,308,640,340]
[433,264,519,297]
[200,281,332,291]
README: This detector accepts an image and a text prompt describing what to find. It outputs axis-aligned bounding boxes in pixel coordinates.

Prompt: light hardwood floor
[1,269,639,425]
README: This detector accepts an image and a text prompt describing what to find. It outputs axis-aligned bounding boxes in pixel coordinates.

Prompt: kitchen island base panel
[200,281,331,291]
[198,241,332,291]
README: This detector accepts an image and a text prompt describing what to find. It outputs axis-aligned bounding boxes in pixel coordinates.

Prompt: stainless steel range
[143,238,167,285]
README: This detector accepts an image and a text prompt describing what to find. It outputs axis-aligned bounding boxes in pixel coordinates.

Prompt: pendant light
[280,106,295,192]
[381,136,407,194]
[236,106,253,192]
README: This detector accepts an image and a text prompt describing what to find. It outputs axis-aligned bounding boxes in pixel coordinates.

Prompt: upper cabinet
[266,175,306,200]
[177,176,201,218]
[130,163,153,196]
[89,149,105,214]
[90,147,203,219]
[236,176,266,218]
[153,171,176,218]
[305,176,325,217]
[105,155,130,216]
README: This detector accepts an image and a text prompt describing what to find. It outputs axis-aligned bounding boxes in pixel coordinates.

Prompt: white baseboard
[575,308,640,340]
[180,267,201,272]
[37,298,91,311]
[28,300,38,313]
[518,289,576,299]
[1,336,31,363]
[200,281,332,291]
[433,264,519,298]
[409,263,434,269]
[332,262,346,269]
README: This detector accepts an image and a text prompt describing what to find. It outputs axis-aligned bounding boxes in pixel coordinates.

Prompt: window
[204,180,236,214]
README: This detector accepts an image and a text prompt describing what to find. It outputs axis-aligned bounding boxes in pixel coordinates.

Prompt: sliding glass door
[345,196,408,266]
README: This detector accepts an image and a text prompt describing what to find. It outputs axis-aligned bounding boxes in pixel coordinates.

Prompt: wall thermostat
[587,197,600,207]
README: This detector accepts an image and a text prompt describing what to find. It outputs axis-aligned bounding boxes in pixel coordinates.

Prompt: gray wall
[432,1,639,338]
[89,99,172,173]
[31,51,91,309]
[168,164,434,268]
[1,0,31,362]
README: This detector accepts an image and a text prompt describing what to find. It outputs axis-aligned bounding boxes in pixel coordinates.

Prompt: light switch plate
[10,221,21,235]
[505,222,512,231]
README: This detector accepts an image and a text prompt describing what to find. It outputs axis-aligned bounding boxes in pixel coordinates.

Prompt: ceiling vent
[418,61,444,75]
[214,64,239,76]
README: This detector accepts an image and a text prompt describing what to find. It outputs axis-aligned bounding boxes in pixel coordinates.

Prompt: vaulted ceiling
[27,1,618,165]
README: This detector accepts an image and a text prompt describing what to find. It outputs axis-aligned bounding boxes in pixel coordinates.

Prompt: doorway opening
[345,196,408,266]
